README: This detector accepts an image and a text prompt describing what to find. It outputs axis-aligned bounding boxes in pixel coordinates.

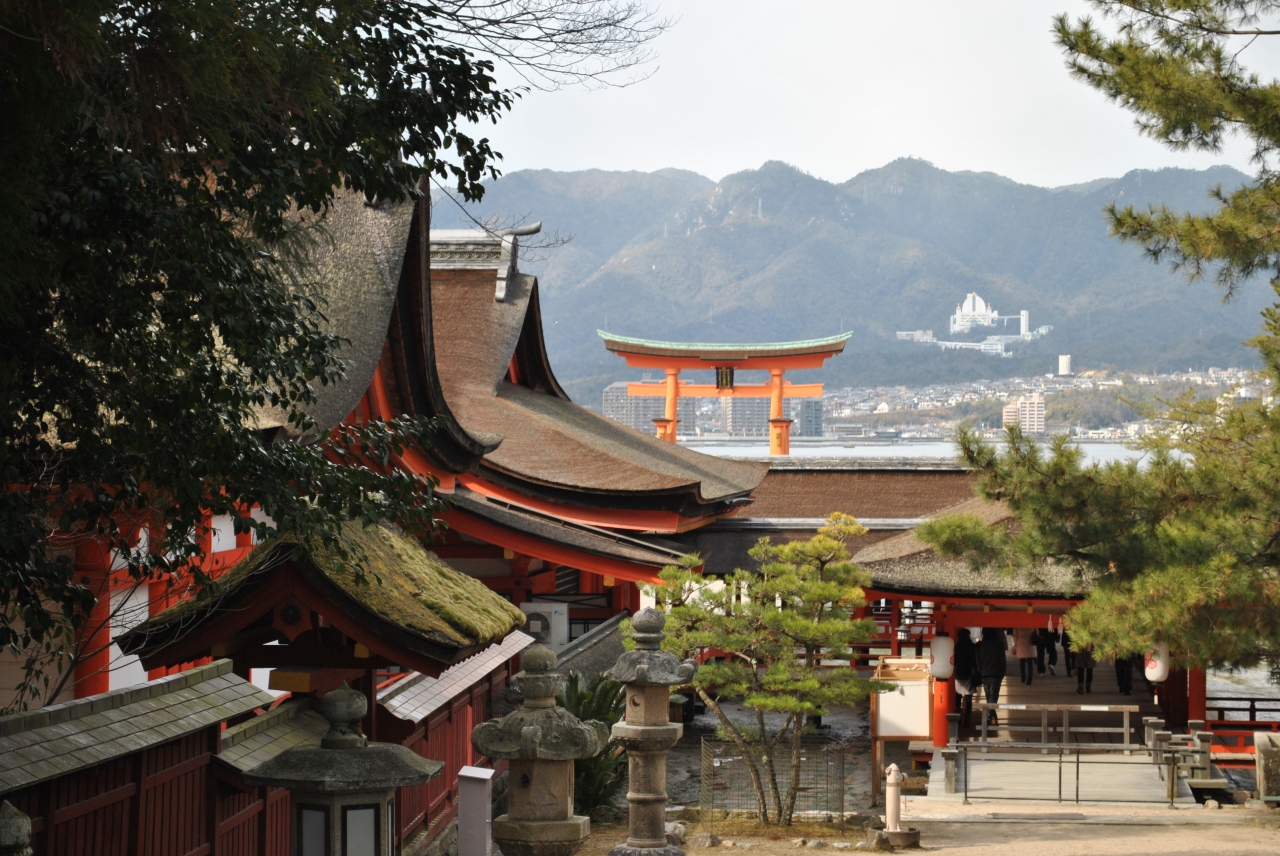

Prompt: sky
[482,0,1276,188]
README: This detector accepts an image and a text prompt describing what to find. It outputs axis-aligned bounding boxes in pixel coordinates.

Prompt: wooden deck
[923,650,1187,803]
[926,750,1196,804]
[959,651,1161,746]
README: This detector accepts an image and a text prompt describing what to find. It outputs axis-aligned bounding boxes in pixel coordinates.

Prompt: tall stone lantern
[471,645,609,856]
[244,683,442,856]
[605,608,697,856]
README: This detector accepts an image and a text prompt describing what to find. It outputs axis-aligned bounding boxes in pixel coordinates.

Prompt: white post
[459,766,497,856]
[884,764,905,833]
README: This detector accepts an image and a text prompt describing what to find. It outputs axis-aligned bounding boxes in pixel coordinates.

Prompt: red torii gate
[599,331,852,454]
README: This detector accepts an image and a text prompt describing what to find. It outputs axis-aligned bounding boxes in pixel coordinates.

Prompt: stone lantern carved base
[493,816,591,856]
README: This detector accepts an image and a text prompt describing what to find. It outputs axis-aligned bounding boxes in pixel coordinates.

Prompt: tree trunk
[757,708,783,822]
[781,713,805,825]
[695,687,772,824]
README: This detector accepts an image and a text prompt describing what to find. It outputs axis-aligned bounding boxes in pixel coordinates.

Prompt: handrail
[970,701,1138,753]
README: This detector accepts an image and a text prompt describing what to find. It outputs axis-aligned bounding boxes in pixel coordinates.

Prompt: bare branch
[424,0,672,90]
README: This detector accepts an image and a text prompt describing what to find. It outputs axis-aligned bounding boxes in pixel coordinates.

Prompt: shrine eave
[444,488,689,578]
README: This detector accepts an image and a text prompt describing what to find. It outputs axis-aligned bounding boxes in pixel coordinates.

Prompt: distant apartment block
[791,398,825,437]
[602,382,696,435]
[1002,392,1045,434]
[721,397,771,437]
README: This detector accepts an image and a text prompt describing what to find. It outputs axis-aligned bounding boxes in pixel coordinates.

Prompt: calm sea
[682,440,1142,465]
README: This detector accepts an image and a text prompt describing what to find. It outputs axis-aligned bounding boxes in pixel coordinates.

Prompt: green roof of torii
[598,330,852,359]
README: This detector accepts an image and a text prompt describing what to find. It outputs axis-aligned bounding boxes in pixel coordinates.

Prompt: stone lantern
[471,645,609,856]
[0,802,32,856]
[244,683,442,856]
[605,608,697,856]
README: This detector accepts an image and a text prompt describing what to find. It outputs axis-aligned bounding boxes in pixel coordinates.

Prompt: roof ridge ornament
[495,221,541,303]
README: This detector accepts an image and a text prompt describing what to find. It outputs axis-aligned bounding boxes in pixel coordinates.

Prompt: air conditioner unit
[519,601,570,654]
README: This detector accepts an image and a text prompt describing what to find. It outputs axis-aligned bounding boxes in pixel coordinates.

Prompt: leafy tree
[913,2,1280,672]
[1055,2,1280,294]
[648,515,884,826]
[0,0,661,708]
[556,671,627,816]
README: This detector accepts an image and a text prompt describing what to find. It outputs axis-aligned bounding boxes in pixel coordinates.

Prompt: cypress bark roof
[449,488,689,568]
[852,497,1093,599]
[118,522,527,663]
[260,190,766,518]
[426,259,767,511]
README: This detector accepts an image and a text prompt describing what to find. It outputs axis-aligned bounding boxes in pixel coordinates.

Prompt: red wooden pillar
[889,600,901,658]
[1163,667,1189,728]
[1188,667,1207,722]
[73,538,113,697]
[932,676,953,748]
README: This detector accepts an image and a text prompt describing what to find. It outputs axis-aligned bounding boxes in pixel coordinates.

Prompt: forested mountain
[435,160,1266,407]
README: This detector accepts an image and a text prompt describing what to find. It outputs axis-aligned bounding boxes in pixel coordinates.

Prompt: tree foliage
[648,515,884,826]
[556,671,627,816]
[916,2,1280,673]
[0,0,658,708]
[1055,1,1280,295]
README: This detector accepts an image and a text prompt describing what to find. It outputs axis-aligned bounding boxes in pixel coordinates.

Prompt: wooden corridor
[923,649,1187,804]
[958,650,1161,746]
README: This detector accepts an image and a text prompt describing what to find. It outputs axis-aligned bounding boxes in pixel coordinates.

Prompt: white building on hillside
[950,292,1000,334]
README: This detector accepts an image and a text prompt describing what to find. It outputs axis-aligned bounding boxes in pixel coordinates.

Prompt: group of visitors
[950,626,1142,726]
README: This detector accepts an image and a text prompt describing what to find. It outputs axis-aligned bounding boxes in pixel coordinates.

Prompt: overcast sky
[484,0,1273,188]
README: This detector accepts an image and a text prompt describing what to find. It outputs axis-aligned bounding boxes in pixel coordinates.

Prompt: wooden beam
[626,382,824,398]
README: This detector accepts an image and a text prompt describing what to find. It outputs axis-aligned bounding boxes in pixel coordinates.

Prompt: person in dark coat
[1076,645,1097,694]
[953,628,978,726]
[975,627,1009,724]
[1062,628,1076,677]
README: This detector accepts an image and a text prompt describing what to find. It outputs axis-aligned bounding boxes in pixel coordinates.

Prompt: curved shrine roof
[426,232,767,514]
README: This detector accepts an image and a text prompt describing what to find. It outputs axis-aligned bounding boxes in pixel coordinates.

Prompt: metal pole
[1075,748,1080,804]
[1123,709,1131,755]
[962,746,969,805]
[1058,748,1063,803]
[1041,709,1049,753]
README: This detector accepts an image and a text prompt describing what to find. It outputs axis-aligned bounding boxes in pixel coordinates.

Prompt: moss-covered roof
[119,521,526,660]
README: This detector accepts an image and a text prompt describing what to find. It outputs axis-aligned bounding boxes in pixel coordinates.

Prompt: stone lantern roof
[604,609,696,687]
[470,646,608,761]
[243,684,442,793]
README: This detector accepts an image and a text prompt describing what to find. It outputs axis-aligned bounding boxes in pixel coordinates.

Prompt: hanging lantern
[1144,642,1170,684]
[929,632,955,679]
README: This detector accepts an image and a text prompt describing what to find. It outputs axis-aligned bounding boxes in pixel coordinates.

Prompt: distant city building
[1002,392,1045,434]
[950,292,1000,334]
[602,382,695,435]
[1058,354,1073,376]
[721,397,771,437]
[791,398,825,437]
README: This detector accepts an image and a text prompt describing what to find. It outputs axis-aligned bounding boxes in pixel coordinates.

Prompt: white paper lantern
[929,633,955,680]
[1144,642,1170,684]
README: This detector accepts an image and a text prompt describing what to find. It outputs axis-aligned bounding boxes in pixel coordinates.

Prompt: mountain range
[433,158,1269,408]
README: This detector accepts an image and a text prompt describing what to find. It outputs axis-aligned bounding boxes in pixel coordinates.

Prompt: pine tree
[649,514,885,825]
[916,2,1280,672]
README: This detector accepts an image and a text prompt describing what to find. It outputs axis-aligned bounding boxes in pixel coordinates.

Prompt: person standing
[1115,653,1136,695]
[1062,627,1076,677]
[1045,626,1060,676]
[976,627,1009,725]
[1076,645,1096,694]
[954,628,978,727]
[1013,627,1036,685]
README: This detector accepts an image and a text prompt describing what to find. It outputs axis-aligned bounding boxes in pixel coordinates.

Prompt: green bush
[557,672,627,816]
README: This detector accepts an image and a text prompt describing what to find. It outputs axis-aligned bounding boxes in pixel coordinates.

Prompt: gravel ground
[581,809,1280,856]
